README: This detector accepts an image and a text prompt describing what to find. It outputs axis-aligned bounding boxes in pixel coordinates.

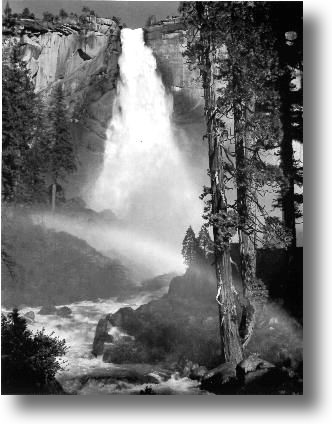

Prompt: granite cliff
[3,17,207,200]
[3,17,122,198]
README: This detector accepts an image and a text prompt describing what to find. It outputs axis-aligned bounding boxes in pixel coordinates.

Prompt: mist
[31,211,185,277]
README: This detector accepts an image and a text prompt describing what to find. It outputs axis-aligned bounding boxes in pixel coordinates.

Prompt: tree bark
[51,183,56,213]
[280,73,297,252]
[234,103,257,347]
[204,40,243,365]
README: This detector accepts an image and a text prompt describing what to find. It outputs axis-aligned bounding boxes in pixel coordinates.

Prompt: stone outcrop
[95,263,224,367]
[17,19,120,95]
[92,316,114,357]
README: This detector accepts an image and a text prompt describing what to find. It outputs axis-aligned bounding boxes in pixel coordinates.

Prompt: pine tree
[4,1,12,19]
[59,9,68,20]
[197,225,213,258]
[44,84,77,210]
[181,226,199,267]
[2,43,46,203]
[42,11,54,23]
[270,2,303,251]
[21,7,33,19]
[1,309,67,394]
[179,1,293,363]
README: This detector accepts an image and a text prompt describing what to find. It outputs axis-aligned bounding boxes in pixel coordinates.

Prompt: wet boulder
[102,338,149,364]
[92,317,113,357]
[24,311,35,322]
[108,307,137,330]
[38,305,57,315]
[56,306,72,318]
[201,362,239,394]
[236,354,275,383]
[189,364,208,381]
[237,366,302,395]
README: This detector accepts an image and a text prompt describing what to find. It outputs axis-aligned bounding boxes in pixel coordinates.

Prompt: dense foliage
[1,308,67,394]
[2,42,77,205]
[181,226,199,266]
[45,84,77,185]
[180,1,291,250]
[181,225,213,266]
[179,1,302,363]
[2,43,46,203]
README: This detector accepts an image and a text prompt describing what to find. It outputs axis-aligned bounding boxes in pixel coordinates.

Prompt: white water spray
[86,28,202,245]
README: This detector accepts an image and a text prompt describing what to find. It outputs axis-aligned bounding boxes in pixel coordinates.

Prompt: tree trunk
[234,103,257,347]
[280,73,297,253]
[204,41,243,365]
[51,183,56,213]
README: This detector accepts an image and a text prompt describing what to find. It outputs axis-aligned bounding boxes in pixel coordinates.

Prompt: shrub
[1,308,67,394]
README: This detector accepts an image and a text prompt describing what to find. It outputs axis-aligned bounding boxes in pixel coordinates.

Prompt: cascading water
[18,29,208,395]
[86,28,202,246]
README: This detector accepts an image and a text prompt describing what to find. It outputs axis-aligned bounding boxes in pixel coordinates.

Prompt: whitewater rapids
[15,295,207,395]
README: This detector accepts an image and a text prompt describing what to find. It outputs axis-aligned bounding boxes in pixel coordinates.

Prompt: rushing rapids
[14,294,206,395]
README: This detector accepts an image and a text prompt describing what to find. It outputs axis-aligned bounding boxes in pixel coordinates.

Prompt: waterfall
[86,28,202,247]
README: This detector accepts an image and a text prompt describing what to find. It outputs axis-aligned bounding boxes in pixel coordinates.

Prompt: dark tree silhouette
[179,1,295,363]
[4,1,12,18]
[43,84,77,210]
[59,8,68,20]
[43,11,54,23]
[21,7,33,19]
[181,226,199,267]
[2,43,46,203]
[1,309,67,394]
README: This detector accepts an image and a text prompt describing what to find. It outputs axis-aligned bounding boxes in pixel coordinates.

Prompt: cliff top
[2,15,118,38]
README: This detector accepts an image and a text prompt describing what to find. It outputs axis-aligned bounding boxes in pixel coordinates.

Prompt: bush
[1,308,67,394]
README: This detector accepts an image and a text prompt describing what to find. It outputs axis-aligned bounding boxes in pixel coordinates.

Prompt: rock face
[17,19,120,96]
[144,22,209,193]
[144,21,202,99]
[92,316,113,357]
[4,19,121,199]
[98,263,224,367]
[20,19,119,94]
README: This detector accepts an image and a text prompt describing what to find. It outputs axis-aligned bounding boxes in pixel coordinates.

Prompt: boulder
[179,359,194,377]
[108,307,137,329]
[202,362,237,384]
[238,366,303,395]
[24,311,35,322]
[38,305,57,315]
[201,362,239,394]
[92,317,113,356]
[236,354,275,382]
[56,306,72,318]
[102,338,149,364]
[189,364,208,381]
[176,358,207,380]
